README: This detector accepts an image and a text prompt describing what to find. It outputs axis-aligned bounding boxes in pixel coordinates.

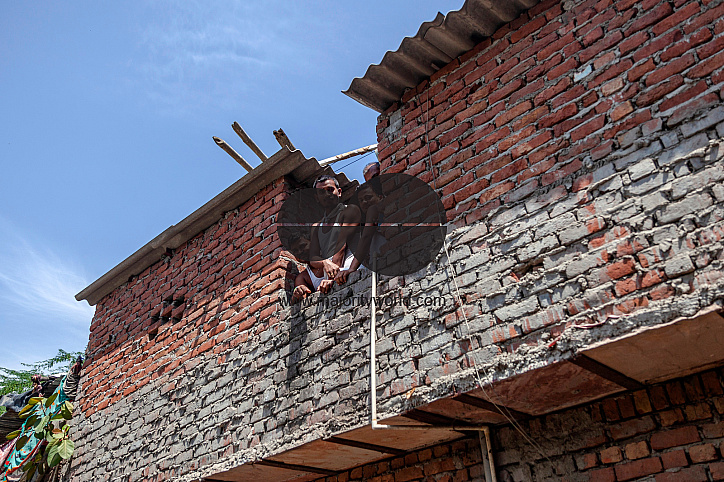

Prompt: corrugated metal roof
[344,0,540,113]
[76,148,357,305]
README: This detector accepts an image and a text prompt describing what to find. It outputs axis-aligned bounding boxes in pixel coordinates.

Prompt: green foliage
[7,397,75,475]
[0,349,83,398]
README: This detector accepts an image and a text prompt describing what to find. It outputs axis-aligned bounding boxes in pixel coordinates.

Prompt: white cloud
[132,0,309,113]
[0,222,94,330]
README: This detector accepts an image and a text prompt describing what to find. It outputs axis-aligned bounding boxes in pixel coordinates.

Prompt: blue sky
[0,1,460,371]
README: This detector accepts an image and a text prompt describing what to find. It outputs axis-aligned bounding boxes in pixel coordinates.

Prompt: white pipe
[319,144,378,166]
[370,269,378,426]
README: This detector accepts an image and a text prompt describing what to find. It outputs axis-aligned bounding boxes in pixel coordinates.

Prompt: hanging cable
[422,88,553,464]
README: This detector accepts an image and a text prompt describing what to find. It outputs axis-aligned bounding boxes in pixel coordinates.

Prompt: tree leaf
[18,404,34,418]
[26,414,39,427]
[45,392,58,408]
[28,397,42,406]
[15,434,29,450]
[6,429,20,440]
[47,443,62,467]
[61,403,73,420]
[58,439,75,459]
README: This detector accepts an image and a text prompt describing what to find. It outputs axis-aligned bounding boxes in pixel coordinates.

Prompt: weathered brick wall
[372,0,724,354]
[67,0,724,480]
[69,178,298,480]
[321,368,724,482]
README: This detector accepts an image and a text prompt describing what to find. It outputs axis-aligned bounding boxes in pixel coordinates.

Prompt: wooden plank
[232,122,268,161]
[213,137,253,172]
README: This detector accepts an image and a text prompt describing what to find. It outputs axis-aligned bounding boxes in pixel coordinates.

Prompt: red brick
[655,466,707,482]
[652,2,700,36]
[620,31,650,55]
[611,101,634,121]
[589,467,616,482]
[650,426,701,450]
[615,457,663,481]
[494,100,533,127]
[711,461,724,480]
[628,59,656,82]
[666,93,720,125]
[660,80,708,113]
[690,49,724,79]
[610,416,657,440]
[636,75,685,107]
[646,53,696,87]
[625,441,650,460]
[539,103,578,129]
[661,449,689,469]
[661,28,713,63]
[534,76,571,106]
[625,3,673,37]
[688,443,717,463]
[579,31,624,64]
[634,30,683,63]
[684,1,724,34]
[600,446,623,464]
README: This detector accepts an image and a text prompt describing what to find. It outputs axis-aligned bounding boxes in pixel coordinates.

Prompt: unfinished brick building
[72,0,724,480]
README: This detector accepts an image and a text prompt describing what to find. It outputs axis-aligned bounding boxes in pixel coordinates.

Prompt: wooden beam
[569,355,644,390]
[319,144,377,167]
[212,137,253,172]
[403,409,470,427]
[326,436,406,456]
[232,122,268,161]
[256,459,336,476]
[452,393,529,420]
[273,128,296,151]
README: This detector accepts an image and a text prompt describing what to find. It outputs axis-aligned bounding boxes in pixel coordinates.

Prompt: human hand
[335,268,355,285]
[322,259,340,279]
[319,279,334,294]
[292,285,312,302]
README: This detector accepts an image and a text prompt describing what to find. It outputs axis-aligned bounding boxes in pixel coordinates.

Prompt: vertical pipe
[370,269,378,425]
[483,426,497,482]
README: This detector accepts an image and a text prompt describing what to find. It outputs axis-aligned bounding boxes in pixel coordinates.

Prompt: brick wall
[67,0,724,479]
[321,368,724,482]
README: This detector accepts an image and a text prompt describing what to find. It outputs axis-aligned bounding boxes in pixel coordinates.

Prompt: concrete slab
[583,311,724,384]
[338,416,465,452]
[266,439,389,471]
[468,361,625,416]
[207,463,318,482]
[420,397,511,424]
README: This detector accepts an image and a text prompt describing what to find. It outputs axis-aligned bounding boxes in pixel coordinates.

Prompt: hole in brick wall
[172,296,185,306]
[514,259,545,279]
[148,328,158,341]
[412,356,421,371]
[107,334,115,345]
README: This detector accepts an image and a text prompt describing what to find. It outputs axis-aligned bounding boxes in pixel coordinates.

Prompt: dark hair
[314,175,340,188]
[359,177,383,197]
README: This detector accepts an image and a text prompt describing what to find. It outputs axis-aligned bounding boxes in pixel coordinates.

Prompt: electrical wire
[422,88,553,464]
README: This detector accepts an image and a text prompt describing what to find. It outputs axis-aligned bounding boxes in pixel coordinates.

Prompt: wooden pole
[319,144,378,167]
[273,128,296,151]
[232,122,268,161]
[213,137,253,172]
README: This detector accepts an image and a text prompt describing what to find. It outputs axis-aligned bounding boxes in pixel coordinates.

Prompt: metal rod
[232,122,268,161]
[371,268,378,426]
[213,137,253,172]
[319,144,378,167]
